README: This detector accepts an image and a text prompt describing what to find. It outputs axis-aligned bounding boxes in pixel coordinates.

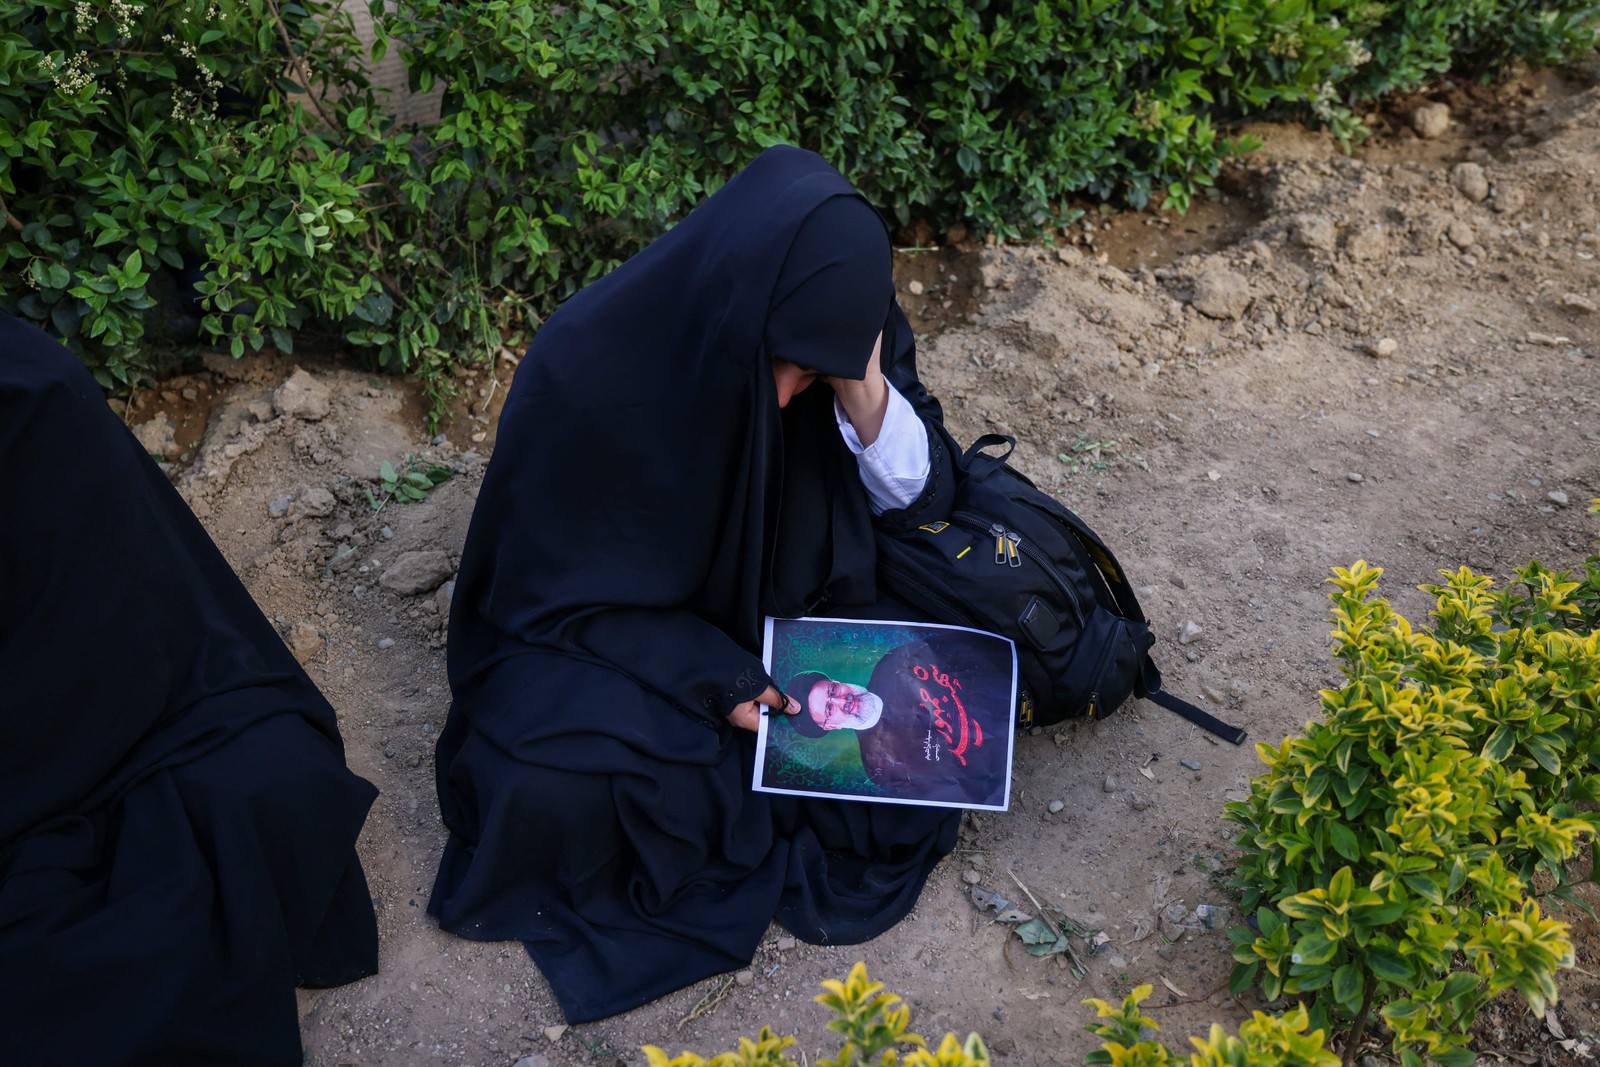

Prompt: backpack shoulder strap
[1140,659,1247,745]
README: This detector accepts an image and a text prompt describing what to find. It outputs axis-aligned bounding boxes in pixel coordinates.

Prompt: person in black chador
[430,145,968,1023]
[784,632,1011,807]
[0,313,379,1066]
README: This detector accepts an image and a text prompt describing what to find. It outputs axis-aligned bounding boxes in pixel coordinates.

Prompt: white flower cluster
[73,1,97,31]
[1310,81,1338,122]
[41,51,97,95]
[109,0,143,37]
[1345,39,1373,68]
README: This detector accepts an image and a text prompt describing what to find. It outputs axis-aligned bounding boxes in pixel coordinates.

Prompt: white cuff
[834,378,931,514]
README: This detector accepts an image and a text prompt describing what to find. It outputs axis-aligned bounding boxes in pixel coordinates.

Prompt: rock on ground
[133,413,180,460]
[379,549,455,595]
[273,368,332,421]
[1189,268,1251,319]
[1412,102,1451,138]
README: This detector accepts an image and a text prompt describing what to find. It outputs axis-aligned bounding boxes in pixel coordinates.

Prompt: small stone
[776,936,797,951]
[1549,491,1570,506]
[1348,472,1364,483]
[1366,337,1398,359]
[1446,219,1476,250]
[1047,799,1065,814]
[1178,620,1203,646]
[513,1056,551,1067]
[1194,904,1229,930]
[180,386,199,401]
[1451,162,1489,202]
[268,495,292,517]
[1185,650,1200,663]
[1155,943,1176,961]
[377,637,395,650]
[1411,102,1450,139]
[471,431,487,443]
[1130,794,1151,812]
[734,969,755,987]
[133,413,180,461]
[1303,320,1323,335]
[287,621,322,664]
[1190,267,1251,320]
[1179,758,1202,771]
[543,1025,568,1043]
[1102,775,1118,793]
[381,525,394,540]
[962,869,982,885]
[291,487,337,520]
[272,368,332,421]
[379,549,455,595]
[1107,955,1128,970]
[1561,293,1596,314]
[907,279,925,296]
[383,747,395,759]
[1289,213,1337,252]
[1170,574,1187,589]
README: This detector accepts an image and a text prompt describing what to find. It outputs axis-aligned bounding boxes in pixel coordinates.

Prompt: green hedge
[3,0,1597,413]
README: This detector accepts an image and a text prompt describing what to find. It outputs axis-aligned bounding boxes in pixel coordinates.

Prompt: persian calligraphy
[913,662,984,765]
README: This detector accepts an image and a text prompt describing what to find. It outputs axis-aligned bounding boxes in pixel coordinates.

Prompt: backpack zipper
[951,510,1086,625]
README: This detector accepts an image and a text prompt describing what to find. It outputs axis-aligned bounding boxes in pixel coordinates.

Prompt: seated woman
[0,312,380,1065]
[430,146,973,1023]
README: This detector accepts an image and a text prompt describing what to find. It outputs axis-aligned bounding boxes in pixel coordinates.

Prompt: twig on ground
[1008,870,1089,975]
[677,974,736,1030]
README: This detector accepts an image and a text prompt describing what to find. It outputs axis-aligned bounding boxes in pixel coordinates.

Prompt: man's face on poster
[805,679,885,732]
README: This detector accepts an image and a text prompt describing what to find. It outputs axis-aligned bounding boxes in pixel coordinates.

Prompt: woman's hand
[727,686,800,732]
[825,331,888,446]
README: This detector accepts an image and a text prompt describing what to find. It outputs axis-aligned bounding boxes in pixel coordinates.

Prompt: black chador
[0,313,379,1065]
[430,146,966,1022]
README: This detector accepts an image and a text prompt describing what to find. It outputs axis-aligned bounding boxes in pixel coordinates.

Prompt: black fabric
[0,312,379,1065]
[431,146,963,1023]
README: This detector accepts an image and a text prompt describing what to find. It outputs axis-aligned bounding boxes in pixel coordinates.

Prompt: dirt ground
[126,62,1600,1066]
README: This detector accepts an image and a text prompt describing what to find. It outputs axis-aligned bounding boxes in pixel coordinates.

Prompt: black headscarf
[432,146,960,1023]
[0,312,378,1064]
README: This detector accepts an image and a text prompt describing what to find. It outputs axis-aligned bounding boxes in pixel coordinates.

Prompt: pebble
[513,1057,551,1067]
[1185,651,1200,663]
[1170,574,1187,589]
[962,869,982,885]
[1130,794,1151,812]
[1411,102,1450,139]
[1446,219,1476,250]
[1155,943,1176,961]
[1179,758,1202,771]
[907,279,925,295]
[432,433,449,446]
[1102,775,1118,793]
[377,637,395,649]
[381,526,394,540]
[268,495,292,517]
[543,1025,568,1042]
[1303,320,1322,335]
[776,936,797,951]
[1044,799,1064,815]
[734,969,755,986]
[1366,337,1398,359]
[1549,491,1570,506]
[1561,292,1596,314]
[1190,267,1251,320]
[383,747,395,759]
[1451,162,1489,202]
[1178,620,1203,645]
[180,386,198,401]
[379,549,456,595]
[1347,472,1364,483]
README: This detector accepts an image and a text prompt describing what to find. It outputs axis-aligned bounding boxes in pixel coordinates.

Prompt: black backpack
[876,434,1245,744]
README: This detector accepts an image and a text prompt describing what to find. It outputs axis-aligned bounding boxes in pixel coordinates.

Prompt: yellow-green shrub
[642,963,988,1067]
[1227,557,1600,1065]
[1083,984,1338,1066]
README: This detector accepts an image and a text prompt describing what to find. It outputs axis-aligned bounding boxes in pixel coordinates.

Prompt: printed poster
[754,616,1018,811]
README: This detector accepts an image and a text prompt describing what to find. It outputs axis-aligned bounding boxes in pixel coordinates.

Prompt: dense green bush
[4,0,1598,409]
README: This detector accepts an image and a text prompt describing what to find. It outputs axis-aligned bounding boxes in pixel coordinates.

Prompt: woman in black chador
[431,146,968,1022]
[0,313,379,1065]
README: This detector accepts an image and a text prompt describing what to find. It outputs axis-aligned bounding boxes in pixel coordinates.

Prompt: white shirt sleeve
[833,377,931,514]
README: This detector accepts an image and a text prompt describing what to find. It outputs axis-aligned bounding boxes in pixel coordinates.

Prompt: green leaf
[1366,945,1413,984]
[379,461,398,484]
[1228,961,1259,995]
[1328,820,1361,862]
[1332,963,1363,1012]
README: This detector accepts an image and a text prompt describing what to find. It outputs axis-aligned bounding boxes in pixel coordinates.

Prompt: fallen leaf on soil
[1547,1010,1568,1040]
[1139,766,1155,780]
